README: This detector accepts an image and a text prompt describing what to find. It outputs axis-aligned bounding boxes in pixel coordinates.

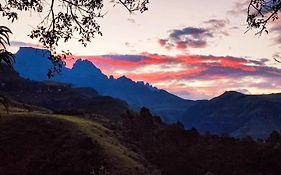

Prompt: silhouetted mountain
[0,66,128,119]
[14,47,194,122]
[14,47,52,81]
[13,47,281,138]
[181,91,281,138]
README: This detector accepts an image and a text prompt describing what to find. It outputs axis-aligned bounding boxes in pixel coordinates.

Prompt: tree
[0,0,149,77]
[0,26,14,70]
[247,0,281,35]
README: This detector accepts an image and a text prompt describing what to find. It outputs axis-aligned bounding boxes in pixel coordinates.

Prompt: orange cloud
[64,53,281,99]
[65,53,279,80]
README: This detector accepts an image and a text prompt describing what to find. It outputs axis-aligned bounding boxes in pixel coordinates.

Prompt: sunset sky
[2,0,281,99]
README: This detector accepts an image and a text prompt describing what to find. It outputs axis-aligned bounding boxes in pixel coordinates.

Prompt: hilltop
[181,91,281,138]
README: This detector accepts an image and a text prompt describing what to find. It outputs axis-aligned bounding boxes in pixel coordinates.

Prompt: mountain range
[13,47,281,138]
[14,47,193,123]
[181,91,281,138]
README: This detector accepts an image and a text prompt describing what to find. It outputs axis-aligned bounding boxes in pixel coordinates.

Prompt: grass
[55,114,144,172]
[0,109,145,174]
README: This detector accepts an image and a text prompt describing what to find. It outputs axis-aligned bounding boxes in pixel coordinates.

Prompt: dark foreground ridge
[0,97,281,175]
[0,115,105,175]
[0,111,149,175]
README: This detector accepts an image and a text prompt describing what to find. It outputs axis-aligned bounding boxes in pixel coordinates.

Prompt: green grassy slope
[0,111,146,175]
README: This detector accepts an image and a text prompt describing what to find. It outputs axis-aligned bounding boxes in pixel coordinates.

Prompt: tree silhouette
[0,0,149,77]
[247,0,281,35]
[0,26,15,70]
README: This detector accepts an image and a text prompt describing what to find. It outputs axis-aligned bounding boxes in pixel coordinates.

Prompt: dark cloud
[159,19,230,51]
[198,64,281,80]
[159,27,212,50]
[169,27,212,40]
[250,58,270,66]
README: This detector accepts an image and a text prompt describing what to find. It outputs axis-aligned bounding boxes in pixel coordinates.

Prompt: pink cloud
[65,53,281,80]
[64,53,281,99]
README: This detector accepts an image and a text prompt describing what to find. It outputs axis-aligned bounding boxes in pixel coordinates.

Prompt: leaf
[0,49,15,70]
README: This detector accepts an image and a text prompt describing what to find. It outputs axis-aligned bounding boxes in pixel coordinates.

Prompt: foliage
[247,0,281,35]
[0,0,150,77]
[0,26,15,69]
[0,49,15,69]
[122,108,281,175]
[0,26,11,49]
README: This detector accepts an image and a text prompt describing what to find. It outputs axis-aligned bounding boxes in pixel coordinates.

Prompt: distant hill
[14,47,194,122]
[13,47,281,138]
[181,91,281,138]
[0,66,128,119]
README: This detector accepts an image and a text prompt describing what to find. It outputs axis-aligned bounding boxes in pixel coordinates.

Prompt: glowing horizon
[2,0,281,99]
[61,53,281,100]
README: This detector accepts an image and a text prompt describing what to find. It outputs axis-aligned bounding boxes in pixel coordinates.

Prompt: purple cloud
[159,27,212,50]
[169,27,212,40]
[159,19,230,51]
